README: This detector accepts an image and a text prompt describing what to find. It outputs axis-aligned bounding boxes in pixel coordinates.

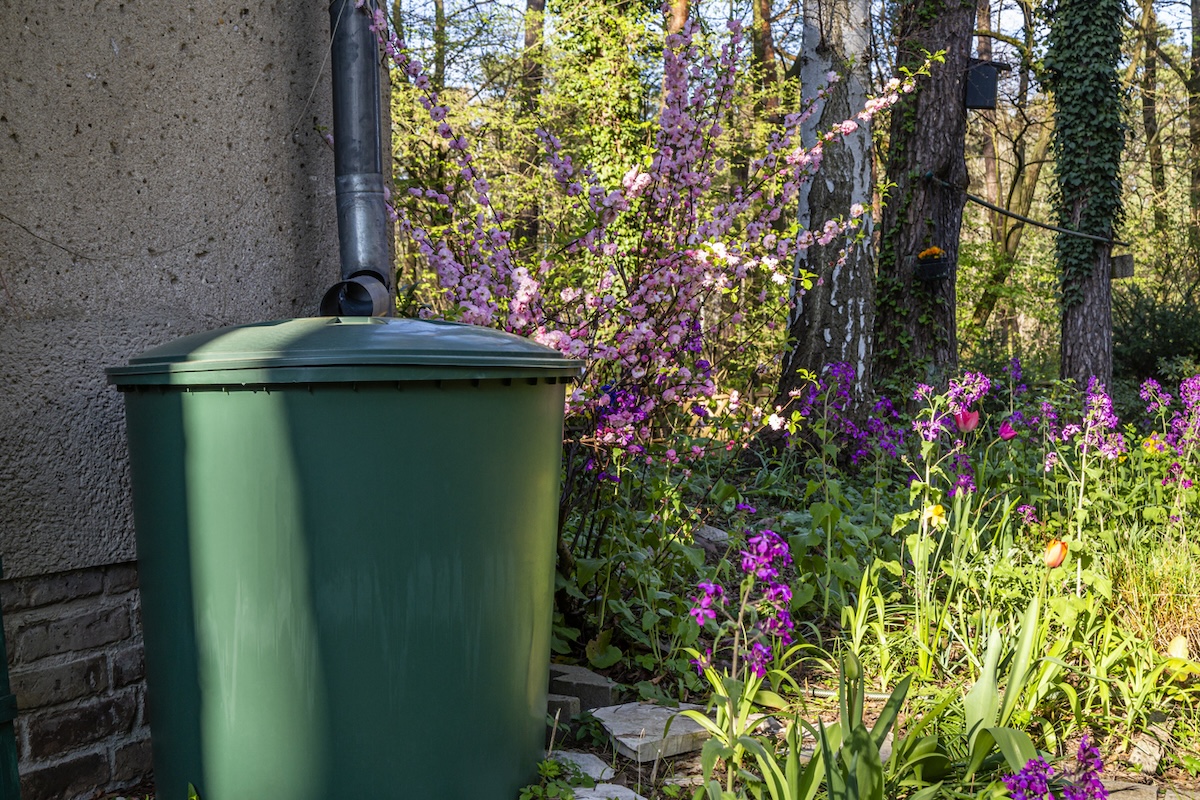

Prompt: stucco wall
[0,1,340,577]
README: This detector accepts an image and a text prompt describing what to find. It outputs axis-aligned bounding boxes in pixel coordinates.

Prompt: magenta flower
[999,419,1018,440]
[954,409,980,433]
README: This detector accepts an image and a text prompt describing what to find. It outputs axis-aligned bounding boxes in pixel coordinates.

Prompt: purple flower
[690,647,713,676]
[745,641,772,678]
[1140,378,1173,416]
[1063,736,1107,800]
[947,371,991,414]
[735,503,758,513]
[740,529,791,580]
[1003,757,1054,800]
[1182,375,1200,410]
[913,418,943,443]
[1081,379,1126,460]
[1017,504,1039,526]
[689,581,725,626]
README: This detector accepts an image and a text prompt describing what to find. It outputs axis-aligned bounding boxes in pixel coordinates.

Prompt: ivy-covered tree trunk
[873,0,974,391]
[778,0,874,404]
[1046,0,1125,387]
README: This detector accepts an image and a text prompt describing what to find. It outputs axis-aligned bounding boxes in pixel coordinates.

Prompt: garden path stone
[692,525,730,554]
[550,664,618,709]
[1105,780,1159,799]
[571,784,649,800]
[550,750,617,781]
[1129,723,1170,775]
[592,702,710,762]
[1165,788,1200,799]
[547,693,581,724]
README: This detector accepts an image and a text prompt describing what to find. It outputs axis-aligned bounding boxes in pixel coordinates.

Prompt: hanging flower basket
[914,246,951,281]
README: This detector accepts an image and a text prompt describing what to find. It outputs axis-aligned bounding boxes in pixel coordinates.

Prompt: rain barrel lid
[106,317,583,386]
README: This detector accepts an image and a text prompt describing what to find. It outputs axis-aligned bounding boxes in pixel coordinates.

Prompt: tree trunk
[873,0,974,390]
[1141,0,1167,232]
[515,0,546,252]
[976,0,1002,244]
[667,0,687,36]
[752,0,779,110]
[778,0,874,403]
[1048,0,1124,386]
[433,0,446,92]
[1192,0,1200,249]
[1060,244,1113,386]
[970,125,1051,329]
[969,0,1051,332]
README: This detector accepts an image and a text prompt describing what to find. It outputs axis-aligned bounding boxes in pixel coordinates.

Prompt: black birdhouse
[964,58,1012,110]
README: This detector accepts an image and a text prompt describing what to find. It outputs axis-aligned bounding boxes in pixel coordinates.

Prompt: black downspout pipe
[321,0,393,317]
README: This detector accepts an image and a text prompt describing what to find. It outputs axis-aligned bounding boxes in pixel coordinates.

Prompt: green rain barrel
[106,317,581,800]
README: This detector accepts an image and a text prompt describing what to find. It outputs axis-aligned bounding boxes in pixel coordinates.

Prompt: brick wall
[1,563,152,800]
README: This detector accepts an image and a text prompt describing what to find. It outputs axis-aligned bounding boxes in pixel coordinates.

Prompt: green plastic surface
[106,317,581,385]
[112,320,573,800]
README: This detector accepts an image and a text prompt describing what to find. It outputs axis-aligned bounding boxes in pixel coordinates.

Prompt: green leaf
[964,628,1002,753]
[871,672,912,749]
[585,630,622,669]
[987,727,1038,773]
[753,689,789,710]
[999,594,1041,728]
[846,723,885,800]
[575,557,607,586]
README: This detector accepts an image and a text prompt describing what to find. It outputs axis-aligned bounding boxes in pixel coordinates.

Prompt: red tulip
[999,419,1018,441]
[1044,539,1068,569]
[954,410,980,433]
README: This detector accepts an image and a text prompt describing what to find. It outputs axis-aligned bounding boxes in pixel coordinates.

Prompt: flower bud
[954,410,980,433]
[1044,539,1068,569]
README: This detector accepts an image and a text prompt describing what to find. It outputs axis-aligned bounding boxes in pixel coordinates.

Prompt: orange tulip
[1043,539,1068,569]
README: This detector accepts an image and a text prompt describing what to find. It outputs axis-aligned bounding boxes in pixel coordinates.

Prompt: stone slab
[1129,725,1170,776]
[1105,780,1159,800]
[1165,788,1200,800]
[571,784,648,800]
[547,693,581,725]
[692,525,730,555]
[592,702,710,762]
[550,664,618,710]
[550,750,617,781]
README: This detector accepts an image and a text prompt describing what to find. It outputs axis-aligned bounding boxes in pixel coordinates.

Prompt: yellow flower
[918,246,944,260]
[922,504,947,528]
[1142,432,1167,456]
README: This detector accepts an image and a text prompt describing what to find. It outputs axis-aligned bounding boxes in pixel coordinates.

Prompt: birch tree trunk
[873,0,975,390]
[777,0,874,403]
